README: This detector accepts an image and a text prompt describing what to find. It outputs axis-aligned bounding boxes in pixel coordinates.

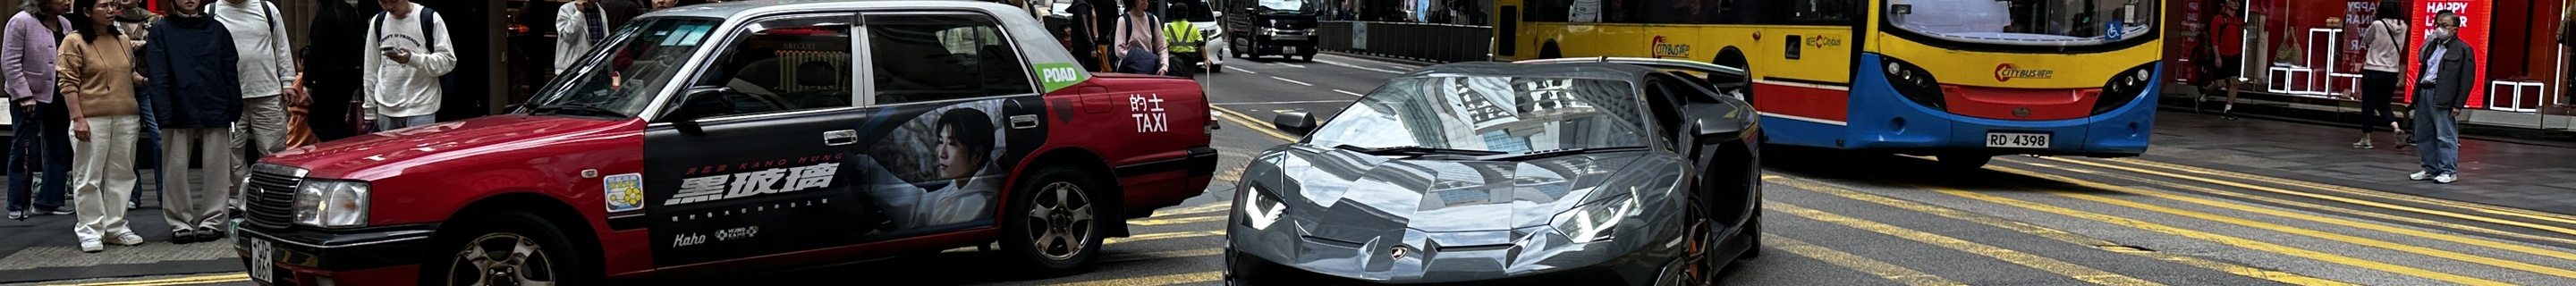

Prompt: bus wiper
[1334,145,1506,156]
[1488,146,1648,161]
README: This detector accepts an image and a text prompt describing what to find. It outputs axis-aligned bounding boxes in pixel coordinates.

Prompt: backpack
[372,5,455,99]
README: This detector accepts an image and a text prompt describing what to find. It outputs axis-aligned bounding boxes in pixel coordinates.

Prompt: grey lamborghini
[1224,57,1767,285]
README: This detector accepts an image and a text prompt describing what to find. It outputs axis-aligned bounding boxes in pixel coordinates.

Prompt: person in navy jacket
[140,0,242,244]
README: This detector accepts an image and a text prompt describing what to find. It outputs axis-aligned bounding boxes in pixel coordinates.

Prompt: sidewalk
[2137,108,2576,216]
[0,169,245,284]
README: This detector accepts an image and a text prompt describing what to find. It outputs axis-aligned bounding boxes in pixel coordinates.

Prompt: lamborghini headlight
[1549,195,1640,242]
[1241,185,1287,230]
[294,180,371,228]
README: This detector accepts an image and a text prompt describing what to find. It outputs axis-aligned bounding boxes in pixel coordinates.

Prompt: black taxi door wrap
[640,13,887,267]
[832,11,1055,242]
[840,97,1047,240]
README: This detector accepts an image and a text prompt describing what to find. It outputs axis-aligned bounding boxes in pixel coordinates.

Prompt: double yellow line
[1765,176,2348,286]
[1209,106,1298,142]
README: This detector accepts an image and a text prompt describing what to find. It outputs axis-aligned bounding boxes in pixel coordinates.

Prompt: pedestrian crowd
[3,0,455,253]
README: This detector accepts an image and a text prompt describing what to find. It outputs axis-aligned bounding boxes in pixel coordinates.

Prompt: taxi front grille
[244,165,306,230]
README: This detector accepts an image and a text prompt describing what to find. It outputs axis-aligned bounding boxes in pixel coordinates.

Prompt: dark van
[1222,0,1323,61]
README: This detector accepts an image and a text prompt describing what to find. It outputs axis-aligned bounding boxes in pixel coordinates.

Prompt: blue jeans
[8,100,72,212]
[2411,97,2461,175]
[377,114,436,131]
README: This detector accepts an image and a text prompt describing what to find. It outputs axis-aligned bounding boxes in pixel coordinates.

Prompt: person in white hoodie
[555,0,606,77]
[209,0,297,193]
[362,0,453,130]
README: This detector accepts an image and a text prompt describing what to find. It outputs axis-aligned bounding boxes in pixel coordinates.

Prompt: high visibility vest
[1165,21,1202,53]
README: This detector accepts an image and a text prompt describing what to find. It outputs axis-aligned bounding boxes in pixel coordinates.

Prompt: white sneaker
[107,232,145,246]
[2435,173,2458,183]
[79,238,103,253]
[2409,172,2433,181]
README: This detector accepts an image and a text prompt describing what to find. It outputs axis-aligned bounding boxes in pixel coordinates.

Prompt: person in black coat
[1067,0,1120,72]
[302,0,380,140]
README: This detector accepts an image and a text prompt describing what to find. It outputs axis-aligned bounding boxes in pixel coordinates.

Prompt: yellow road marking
[1151,204,1231,217]
[2041,158,2576,238]
[48,273,249,286]
[2036,186,2576,280]
[1100,248,1226,263]
[1897,181,2510,285]
[1999,164,2576,253]
[1762,232,1967,286]
[1108,230,1225,244]
[1043,271,1224,286]
[1764,177,2353,286]
[1767,202,2164,286]
[2083,157,2576,226]
[1129,215,1227,226]
[1211,106,1297,142]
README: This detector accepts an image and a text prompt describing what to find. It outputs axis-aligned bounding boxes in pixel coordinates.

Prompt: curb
[2157,95,2576,149]
[1318,51,1459,67]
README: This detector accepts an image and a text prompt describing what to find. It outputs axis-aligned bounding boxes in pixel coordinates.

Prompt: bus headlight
[1879,56,1946,111]
[2094,63,2158,115]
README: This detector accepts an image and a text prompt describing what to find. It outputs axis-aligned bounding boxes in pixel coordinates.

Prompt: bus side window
[1790,0,1859,24]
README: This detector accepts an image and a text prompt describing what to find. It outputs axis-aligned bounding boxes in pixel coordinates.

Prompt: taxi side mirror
[665,87,735,134]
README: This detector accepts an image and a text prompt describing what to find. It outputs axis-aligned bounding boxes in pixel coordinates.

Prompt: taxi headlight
[1550,195,1640,242]
[294,180,371,228]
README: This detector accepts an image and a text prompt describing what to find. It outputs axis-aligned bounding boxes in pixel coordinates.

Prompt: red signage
[2401,1,2490,108]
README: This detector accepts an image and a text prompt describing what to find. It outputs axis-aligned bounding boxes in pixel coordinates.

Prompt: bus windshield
[1885,0,2158,46]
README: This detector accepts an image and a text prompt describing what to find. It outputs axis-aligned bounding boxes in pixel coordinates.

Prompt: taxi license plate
[250,239,274,282]
[1284,46,1298,54]
[1986,132,2050,148]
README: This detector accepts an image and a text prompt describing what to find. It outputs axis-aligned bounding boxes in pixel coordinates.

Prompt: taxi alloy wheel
[1003,166,1106,275]
[1028,181,1097,261]
[427,211,588,286]
[447,233,561,286]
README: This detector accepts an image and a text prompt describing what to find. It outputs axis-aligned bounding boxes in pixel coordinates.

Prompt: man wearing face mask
[2409,10,2474,184]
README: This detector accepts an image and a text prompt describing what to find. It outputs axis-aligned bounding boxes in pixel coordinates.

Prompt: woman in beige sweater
[57,0,143,253]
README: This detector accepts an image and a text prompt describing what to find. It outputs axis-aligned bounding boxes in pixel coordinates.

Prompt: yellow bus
[1495,0,2164,167]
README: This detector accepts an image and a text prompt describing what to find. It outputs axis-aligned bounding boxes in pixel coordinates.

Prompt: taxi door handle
[1010,114,1040,130]
[823,130,858,146]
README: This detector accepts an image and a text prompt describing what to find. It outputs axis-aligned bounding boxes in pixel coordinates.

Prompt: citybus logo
[1804,35,1843,48]
[1994,63,2054,82]
[1651,36,1691,59]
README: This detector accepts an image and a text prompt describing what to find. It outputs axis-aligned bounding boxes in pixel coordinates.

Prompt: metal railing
[1314,21,1494,63]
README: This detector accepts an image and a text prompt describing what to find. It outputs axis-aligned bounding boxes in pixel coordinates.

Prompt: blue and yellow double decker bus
[1495,0,2163,167]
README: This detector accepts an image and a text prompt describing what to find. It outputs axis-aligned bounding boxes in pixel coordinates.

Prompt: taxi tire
[1000,166,1107,277]
[420,211,592,286]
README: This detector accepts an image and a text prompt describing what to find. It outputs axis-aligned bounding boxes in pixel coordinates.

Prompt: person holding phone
[360,0,454,130]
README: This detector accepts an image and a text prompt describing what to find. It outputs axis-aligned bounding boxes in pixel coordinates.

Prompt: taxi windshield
[522,17,724,118]
[1306,77,1647,155]
[1885,0,2159,46]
